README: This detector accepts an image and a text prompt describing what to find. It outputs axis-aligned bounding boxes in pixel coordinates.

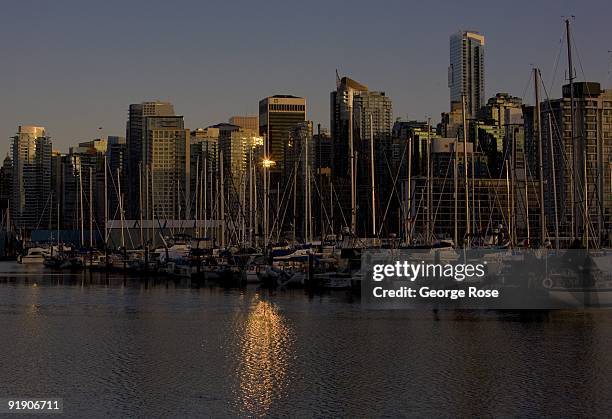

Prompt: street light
[261,157,276,249]
[262,158,276,169]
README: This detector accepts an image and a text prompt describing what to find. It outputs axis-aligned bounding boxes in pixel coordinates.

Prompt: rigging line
[376,139,409,238]
[34,192,52,231]
[520,67,534,104]
[541,69,591,223]
[431,141,454,240]
[547,33,564,95]
[376,146,403,238]
[309,166,333,236]
[274,160,299,243]
[266,141,304,242]
[331,179,350,232]
[569,25,606,236]
[465,124,511,238]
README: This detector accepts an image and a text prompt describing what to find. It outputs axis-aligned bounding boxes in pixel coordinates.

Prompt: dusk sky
[1,0,611,155]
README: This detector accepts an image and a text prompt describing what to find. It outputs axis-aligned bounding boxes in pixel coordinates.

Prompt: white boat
[18,247,50,264]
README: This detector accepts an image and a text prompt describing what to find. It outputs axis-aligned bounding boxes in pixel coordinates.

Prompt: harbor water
[1,262,612,417]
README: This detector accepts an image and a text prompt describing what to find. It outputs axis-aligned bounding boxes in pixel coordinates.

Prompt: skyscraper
[449,30,485,117]
[126,102,189,221]
[258,95,306,173]
[144,115,190,221]
[10,125,52,231]
[331,75,393,236]
[126,101,175,218]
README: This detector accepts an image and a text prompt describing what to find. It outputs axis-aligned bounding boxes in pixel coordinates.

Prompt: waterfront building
[528,82,612,245]
[258,95,306,174]
[330,75,393,236]
[144,115,190,221]
[126,102,189,221]
[125,101,176,219]
[10,125,53,231]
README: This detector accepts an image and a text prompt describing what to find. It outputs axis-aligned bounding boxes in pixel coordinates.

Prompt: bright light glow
[262,158,276,168]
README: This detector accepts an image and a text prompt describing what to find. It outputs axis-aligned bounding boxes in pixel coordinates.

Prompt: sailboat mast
[407,135,412,244]
[307,133,312,243]
[426,118,432,244]
[57,199,60,248]
[548,114,560,248]
[79,162,84,247]
[249,147,253,246]
[89,166,93,248]
[565,18,578,240]
[454,132,459,246]
[534,68,546,245]
[117,168,125,249]
[104,155,108,247]
[349,95,356,236]
[369,113,376,237]
[139,162,143,246]
[505,161,511,245]
[461,94,471,245]
[204,158,208,238]
[195,156,199,237]
[220,150,225,248]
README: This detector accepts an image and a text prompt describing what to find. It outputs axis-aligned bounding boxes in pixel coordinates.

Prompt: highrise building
[126,102,189,221]
[449,30,485,117]
[330,76,369,179]
[125,101,175,219]
[258,95,306,173]
[10,125,52,231]
[532,82,612,245]
[330,75,393,236]
[145,116,190,221]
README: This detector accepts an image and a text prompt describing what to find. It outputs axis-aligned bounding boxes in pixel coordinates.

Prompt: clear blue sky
[1,0,611,154]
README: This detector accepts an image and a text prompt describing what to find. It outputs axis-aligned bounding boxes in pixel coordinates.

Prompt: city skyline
[2,0,612,156]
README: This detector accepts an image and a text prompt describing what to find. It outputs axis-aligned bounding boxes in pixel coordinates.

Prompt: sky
[1,0,611,155]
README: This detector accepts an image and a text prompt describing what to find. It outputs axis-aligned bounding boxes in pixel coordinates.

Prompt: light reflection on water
[1,264,612,417]
[234,295,293,416]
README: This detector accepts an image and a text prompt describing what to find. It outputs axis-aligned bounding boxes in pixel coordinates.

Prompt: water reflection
[235,294,293,416]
